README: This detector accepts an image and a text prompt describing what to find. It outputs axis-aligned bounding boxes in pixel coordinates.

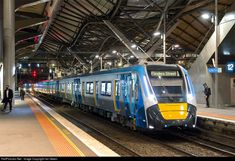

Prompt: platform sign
[226,62,235,73]
[208,67,222,73]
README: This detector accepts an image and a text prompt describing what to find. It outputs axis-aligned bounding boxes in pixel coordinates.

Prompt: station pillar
[3,0,15,99]
[0,0,3,99]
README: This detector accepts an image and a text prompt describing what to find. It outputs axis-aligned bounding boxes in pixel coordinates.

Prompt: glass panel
[96,82,99,94]
[86,83,90,93]
[101,82,106,95]
[115,81,120,96]
[106,83,112,95]
[90,83,94,94]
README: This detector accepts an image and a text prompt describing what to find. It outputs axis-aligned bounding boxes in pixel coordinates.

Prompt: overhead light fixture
[201,13,210,19]
[131,44,137,49]
[174,44,180,48]
[95,55,99,58]
[153,31,161,36]
[130,55,134,59]
[112,50,117,54]
[223,51,231,55]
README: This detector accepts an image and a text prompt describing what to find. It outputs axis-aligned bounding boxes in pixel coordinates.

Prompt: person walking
[1,85,13,112]
[20,88,25,100]
[203,83,211,108]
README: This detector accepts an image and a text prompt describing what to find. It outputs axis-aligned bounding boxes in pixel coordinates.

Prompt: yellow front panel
[158,103,188,120]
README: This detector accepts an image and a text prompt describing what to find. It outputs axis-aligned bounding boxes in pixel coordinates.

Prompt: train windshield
[147,65,187,103]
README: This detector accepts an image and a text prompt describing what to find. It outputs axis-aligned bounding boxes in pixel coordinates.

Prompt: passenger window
[106,83,112,96]
[78,83,81,93]
[74,84,77,92]
[101,82,106,95]
[101,81,112,96]
[115,81,120,96]
[90,83,94,94]
[135,84,139,100]
[86,83,90,93]
[86,82,94,94]
[96,82,99,94]
[122,81,127,97]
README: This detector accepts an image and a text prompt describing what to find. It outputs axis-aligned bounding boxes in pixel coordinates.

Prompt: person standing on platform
[1,85,13,112]
[20,88,25,100]
[203,83,211,108]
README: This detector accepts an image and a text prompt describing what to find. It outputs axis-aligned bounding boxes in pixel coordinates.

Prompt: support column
[0,0,3,99]
[3,0,15,96]
[214,0,219,107]
[100,57,103,70]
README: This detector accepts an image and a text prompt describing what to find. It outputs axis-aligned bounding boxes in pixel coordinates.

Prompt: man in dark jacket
[1,85,13,112]
[203,83,211,108]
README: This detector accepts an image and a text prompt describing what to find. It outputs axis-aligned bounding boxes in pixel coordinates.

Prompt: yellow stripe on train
[158,103,188,120]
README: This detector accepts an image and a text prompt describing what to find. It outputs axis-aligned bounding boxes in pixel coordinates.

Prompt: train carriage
[34,64,197,130]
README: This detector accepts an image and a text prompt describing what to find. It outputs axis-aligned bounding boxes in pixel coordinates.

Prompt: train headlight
[187,94,193,101]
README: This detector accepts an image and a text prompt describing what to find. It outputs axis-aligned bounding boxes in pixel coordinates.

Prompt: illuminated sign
[208,68,222,73]
[226,62,235,73]
[150,71,180,78]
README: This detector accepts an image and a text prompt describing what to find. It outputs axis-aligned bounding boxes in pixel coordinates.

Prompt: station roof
[15,0,235,73]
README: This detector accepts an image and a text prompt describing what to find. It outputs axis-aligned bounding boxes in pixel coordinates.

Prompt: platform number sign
[226,62,235,73]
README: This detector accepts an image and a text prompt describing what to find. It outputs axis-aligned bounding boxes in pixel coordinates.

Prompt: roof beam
[15,0,50,11]
[104,20,151,63]
[15,18,48,32]
[16,42,36,52]
[16,32,42,44]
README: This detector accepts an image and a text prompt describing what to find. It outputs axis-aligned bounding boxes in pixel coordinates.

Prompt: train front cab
[145,65,197,130]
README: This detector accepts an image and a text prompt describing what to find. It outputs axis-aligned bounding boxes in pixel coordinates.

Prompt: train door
[121,73,132,116]
[82,82,85,104]
[94,81,99,107]
[113,80,121,112]
[131,73,138,116]
[74,79,81,104]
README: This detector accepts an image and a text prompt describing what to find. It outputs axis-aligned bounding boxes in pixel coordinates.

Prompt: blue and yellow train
[34,64,197,130]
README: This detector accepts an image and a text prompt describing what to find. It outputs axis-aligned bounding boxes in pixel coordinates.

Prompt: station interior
[0,0,235,157]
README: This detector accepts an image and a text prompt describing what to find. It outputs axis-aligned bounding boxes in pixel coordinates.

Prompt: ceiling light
[95,55,99,58]
[131,44,137,49]
[174,44,180,48]
[201,13,210,19]
[223,51,230,55]
[153,31,161,36]
[118,62,122,67]
[130,55,134,59]
[112,50,117,54]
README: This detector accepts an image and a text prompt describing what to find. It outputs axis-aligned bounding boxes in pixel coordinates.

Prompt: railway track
[34,95,195,156]
[34,94,140,156]
[33,94,235,157]
[168,129,235,156]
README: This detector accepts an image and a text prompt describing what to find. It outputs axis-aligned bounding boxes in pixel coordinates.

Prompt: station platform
[0,96,119,157]
[0,95,235,157]
[197,104,235,124]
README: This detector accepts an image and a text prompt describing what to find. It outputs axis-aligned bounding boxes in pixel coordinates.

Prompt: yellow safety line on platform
[44,112,85,157]
[26,98,85,157]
